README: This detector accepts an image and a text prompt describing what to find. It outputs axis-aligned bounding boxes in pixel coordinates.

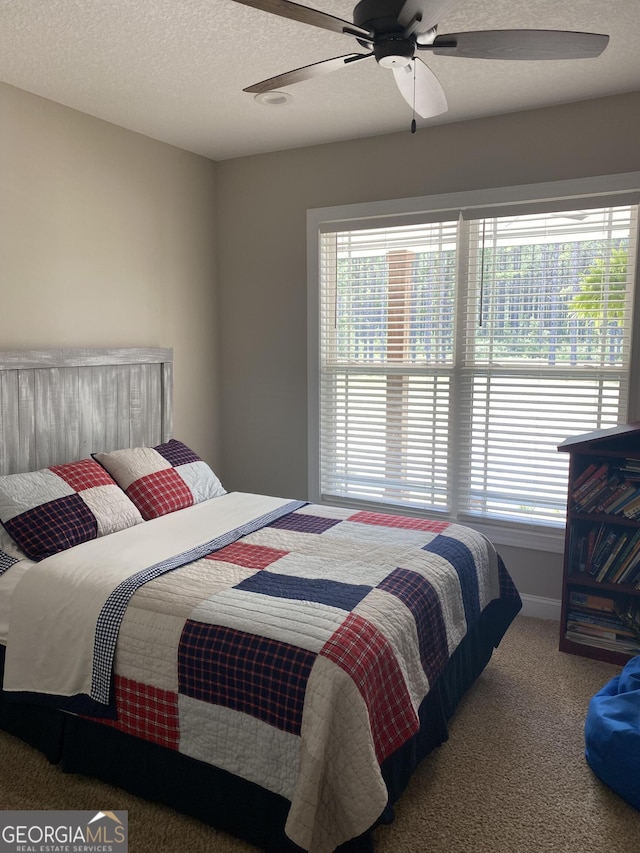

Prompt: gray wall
[0,81,221,467]
[216,91,640,602]
[4,77,640,603]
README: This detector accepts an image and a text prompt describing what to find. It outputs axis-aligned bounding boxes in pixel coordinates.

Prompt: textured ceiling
[0,0,639,160]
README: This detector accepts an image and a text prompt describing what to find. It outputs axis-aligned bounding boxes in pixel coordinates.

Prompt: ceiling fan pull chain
[410,59,417,133]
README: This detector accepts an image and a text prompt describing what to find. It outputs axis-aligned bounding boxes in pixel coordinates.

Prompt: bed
[0,347,522,853]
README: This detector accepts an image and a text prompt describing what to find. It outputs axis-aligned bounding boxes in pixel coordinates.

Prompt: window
[308,175,640,549]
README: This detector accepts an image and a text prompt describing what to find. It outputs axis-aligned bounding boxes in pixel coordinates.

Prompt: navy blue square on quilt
[4,493,98,561]
[235,570,372,611]
[268,513,341,534]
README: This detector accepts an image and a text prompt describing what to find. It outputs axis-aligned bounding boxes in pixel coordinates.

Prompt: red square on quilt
[206,542,289,570]
[321,612,418,762]
[350,511,449,533]
[97,676,180,750]
[50,459,114,492]
[126,468,194,519]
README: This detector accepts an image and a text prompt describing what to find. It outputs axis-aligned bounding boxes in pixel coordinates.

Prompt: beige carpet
[1,615,639,852]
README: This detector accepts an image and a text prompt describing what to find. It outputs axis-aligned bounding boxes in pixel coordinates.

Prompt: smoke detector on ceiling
[253,91,293,106]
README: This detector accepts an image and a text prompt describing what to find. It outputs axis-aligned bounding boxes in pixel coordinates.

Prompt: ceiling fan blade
[430,30,609,60]
[229,0,373,40]
[244,53,372,94]
[392,58,448,119]
[398,0,462,36]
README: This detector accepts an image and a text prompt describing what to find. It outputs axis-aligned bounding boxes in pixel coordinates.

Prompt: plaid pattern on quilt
[96,675,180,749]
[92,501,520,853]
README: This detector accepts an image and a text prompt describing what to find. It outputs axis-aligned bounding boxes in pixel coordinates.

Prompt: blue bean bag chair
[585,655,640,810]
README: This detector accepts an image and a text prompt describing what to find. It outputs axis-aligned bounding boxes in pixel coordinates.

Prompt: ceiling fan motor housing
[353,0,408,35]
[354,0,419,66]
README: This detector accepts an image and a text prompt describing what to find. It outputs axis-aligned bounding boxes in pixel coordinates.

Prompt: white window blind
[317,201,639,529]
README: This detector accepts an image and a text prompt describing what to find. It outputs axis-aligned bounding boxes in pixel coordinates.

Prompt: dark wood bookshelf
[558,423,640,666]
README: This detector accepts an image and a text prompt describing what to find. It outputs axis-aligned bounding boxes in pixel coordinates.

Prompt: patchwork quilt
[3,494,520,853]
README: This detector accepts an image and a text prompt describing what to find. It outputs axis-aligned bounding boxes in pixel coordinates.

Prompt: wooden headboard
[0,348,173,475]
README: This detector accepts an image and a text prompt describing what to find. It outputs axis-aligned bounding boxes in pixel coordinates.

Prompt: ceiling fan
[231,0,609,123]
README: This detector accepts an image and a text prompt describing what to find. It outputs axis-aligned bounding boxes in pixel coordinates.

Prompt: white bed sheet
[0,525,34,644]
[3,492,296,697]
[0,561,33,644]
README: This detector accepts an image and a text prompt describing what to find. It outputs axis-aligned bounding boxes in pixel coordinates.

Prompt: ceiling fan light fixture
[374,36,415,67]
[378,53,412,68]
[253,91,293,106]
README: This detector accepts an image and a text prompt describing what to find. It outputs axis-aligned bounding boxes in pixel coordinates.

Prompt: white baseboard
[519,593,561,621]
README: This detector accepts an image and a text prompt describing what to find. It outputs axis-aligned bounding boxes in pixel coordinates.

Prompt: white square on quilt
[266,552,395,586]
[294,504,355,520]
[321,519,440,548]
[79,484,143,536]
[0,468,74,520]
[178,695,300,800]
[176,460,226,502]
[94,445,172,490]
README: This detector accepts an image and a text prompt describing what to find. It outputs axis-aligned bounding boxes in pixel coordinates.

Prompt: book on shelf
[566,601,640,648]
[594,481,627,513]
[566,622,637,643]
[571,531,594,574]
[567,621,621,641]
[571,464,610,510]
[622,494,640,518]
[572,462,600,492]
[609,529,640,583]
[566,584,640,653]
[604,482,640,515]
[572,462,600,491]
[568,590,617,612]
[568,606,620,621]
[620,457,640,475]
[619,558,640,586]
[589,528,619,577]
[595,531,631,582]
[585,528,597,574]
[572,522,640,584]
[571,528,597,575]
[610,542,640,586]
[577,475,619,513]
[565,630,640,654]
[570,459,640,515]
[572,462,608,496]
